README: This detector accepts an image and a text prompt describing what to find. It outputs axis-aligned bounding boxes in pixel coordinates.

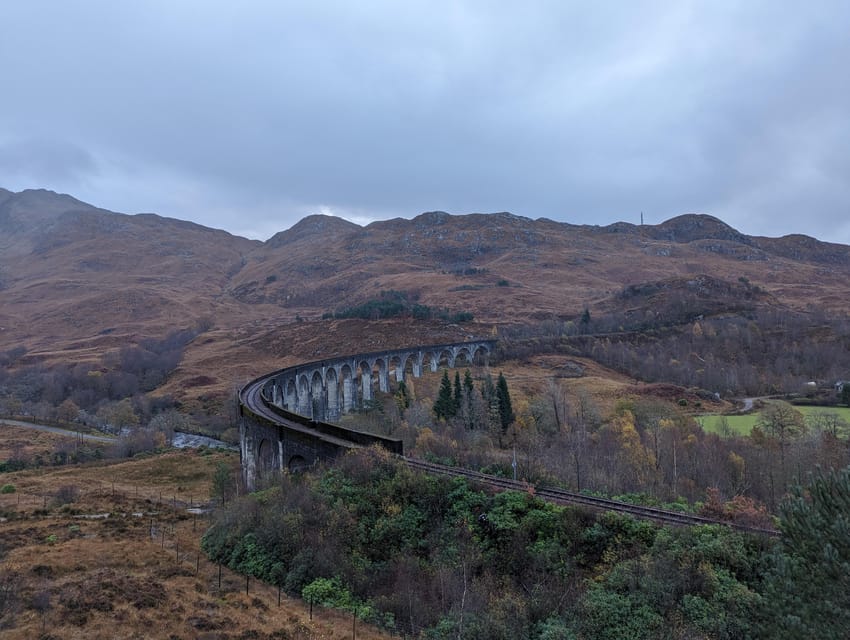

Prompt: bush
[301,576,354,610]
[329,290,473,323]
[0,459,28,473]
[54,485,79,505]
[0,484,15,494]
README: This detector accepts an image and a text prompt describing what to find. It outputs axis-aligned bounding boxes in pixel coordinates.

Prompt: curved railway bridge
[238,340,778,536]
[238,339,495,489]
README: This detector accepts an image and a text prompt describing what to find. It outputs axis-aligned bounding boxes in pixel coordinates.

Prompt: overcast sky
[1,1,849,242]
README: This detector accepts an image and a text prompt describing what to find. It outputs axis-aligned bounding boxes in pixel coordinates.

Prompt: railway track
[403,457,779,536]
[241,367,780,537]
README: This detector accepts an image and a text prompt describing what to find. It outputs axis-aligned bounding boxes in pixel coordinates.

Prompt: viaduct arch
[239,339,495,491]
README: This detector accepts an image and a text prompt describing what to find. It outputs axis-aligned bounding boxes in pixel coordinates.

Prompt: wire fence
[0,480,403,639]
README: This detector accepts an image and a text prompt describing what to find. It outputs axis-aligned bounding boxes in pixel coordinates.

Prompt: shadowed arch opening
[297,374,310,414]
[326,368,339,417]
[285,379,297,410]
[471,345,490,366]
[311,370,324,419]
[399,354,417,401]
[437,349,453,369]
[389,355,405,387]
[374,357,389,393]
[341,364,354,412]
[455,347,473,367]
[359,360,373,403]
[257,438,275,477]
[422,351,439,373]
[288,455,308,473]
[268,382,282,407]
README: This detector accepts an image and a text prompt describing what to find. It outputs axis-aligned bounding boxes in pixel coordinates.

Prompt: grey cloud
[0,138,98,185]
[0,1,848,242]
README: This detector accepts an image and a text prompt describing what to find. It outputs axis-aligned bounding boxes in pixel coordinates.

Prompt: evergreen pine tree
[463,369,474,396]
[462,369,475,429]
[453,371,462,417]
[496,372,514,432]
[481,372,499,431]
[433,370,455,420]
[760,467,850,638]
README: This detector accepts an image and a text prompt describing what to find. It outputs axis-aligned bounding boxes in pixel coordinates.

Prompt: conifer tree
[463,369,474,396]
[462,369,475,429]
[496,372,514,432]
[453,371,462,416]
[433,370,455,420]
[760,467,850,638]
[481,372,500,432]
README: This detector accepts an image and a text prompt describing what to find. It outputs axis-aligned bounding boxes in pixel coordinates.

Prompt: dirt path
[0,418,115,443]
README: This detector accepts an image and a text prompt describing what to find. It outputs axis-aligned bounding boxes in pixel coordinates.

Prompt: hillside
[0,424,393,639]
[2,188,850,404]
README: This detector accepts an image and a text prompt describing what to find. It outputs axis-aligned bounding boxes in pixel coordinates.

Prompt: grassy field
[697,404,850,436]
[0,424,393,640]
[697,413,759,436]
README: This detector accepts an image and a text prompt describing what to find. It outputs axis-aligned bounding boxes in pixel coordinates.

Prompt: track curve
[240,357,779,538]
[241,375,357,448]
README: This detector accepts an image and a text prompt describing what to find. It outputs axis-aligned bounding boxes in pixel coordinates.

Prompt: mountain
[229,210,850,322]
[2,188,850,403]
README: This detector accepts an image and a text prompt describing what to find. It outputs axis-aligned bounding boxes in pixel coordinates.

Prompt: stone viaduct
[239,339,496,490]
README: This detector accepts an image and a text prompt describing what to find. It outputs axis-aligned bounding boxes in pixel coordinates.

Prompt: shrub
[329,289,473,323]
[54,484,79,505]
[301,576,354,610]
[0,484,15,494]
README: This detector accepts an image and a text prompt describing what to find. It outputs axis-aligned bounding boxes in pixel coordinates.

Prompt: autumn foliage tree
[754,401,807,507]
[605,409,656,492]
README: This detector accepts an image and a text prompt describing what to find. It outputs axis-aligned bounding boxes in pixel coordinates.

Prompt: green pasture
[697,413,758,436]
[697,404,850,437]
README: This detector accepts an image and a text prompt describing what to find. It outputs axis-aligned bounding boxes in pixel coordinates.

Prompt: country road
[1,418,116,443]
[1,418,237,450]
